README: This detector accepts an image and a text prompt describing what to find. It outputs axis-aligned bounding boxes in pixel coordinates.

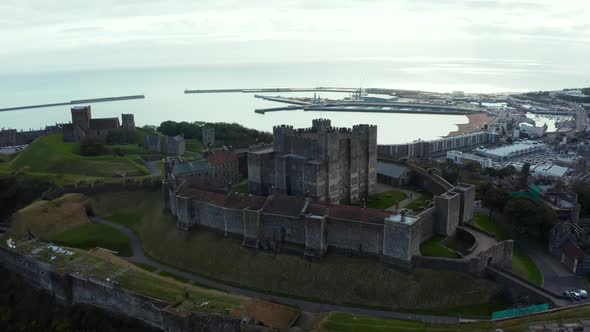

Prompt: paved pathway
[92,217,461,324]
[373,183,421,211]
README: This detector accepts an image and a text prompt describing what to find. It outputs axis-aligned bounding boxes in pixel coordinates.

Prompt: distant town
[1,86,590,331]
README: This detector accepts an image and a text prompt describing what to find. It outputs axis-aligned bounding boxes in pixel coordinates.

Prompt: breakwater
[184,87,356,94]
[0,95,145,112]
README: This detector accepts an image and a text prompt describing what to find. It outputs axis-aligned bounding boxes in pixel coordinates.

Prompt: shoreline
[446,113,492,137]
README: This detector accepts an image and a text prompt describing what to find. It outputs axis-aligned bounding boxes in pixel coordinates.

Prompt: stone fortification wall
[0,246,246,332]
[413,240,514,277]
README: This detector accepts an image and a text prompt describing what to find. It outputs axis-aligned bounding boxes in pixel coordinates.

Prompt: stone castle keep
[248,119,377,204]
[162,119,477,267]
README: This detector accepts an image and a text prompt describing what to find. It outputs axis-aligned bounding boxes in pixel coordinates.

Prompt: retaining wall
[0,246,246,331]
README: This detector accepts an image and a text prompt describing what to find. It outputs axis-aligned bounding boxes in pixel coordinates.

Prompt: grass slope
[405,192,432,211]
[51,222,133,257]
[321,305,590,332]
[91,190,504,315]
[474,213,543,285]
[10,193,91,240]
[0,133,148,178]
[420,236,461,259]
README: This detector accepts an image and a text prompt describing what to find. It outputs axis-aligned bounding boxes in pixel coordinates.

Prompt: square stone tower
[202,127,215,148]
[121,114,136,131]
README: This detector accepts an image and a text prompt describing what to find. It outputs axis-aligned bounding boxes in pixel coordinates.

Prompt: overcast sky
[1,0,589,73]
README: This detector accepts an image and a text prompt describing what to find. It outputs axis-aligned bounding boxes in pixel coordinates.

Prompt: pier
[0,95,145,112]
[184,87,358,94]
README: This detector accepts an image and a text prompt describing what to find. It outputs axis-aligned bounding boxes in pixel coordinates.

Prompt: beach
[446,113,493,137]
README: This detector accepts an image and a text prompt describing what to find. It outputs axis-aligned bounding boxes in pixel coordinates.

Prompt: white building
[447,150,493,168]
[475,141,547,160]
[530,163,571,178]
[519,123,547,138]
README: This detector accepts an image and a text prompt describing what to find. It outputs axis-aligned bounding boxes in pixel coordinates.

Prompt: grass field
[353,190,407,209]
[0,133,149,179]
[134,262,158,272]
[321,306,590,332]
[185,139,205,153]
[159,270,190,283]
[90,190,505,315]
[405,192,432,212]
[232,181,249,194]
[419,236,461,259]
[51,222,133,257]
[473,213,543,285]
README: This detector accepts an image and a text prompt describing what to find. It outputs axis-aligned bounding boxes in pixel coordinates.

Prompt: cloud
[0,0,588,71]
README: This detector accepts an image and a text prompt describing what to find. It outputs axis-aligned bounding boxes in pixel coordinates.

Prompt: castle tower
[202,127,215,148]
[121,114,136,131]
[272,125,294,154]
[71,106,91,131]
[312,118,332,132]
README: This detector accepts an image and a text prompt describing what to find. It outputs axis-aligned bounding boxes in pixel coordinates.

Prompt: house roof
[173,160,214,175]
[377,161,409,178]
[563,240,586,260]
[207,150,238,165]
[89,118,119,130]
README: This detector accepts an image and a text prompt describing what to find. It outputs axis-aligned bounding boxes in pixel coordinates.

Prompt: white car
[577,289,588,299]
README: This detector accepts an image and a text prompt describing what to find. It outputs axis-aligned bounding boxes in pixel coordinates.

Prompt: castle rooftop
[385,214,418,225]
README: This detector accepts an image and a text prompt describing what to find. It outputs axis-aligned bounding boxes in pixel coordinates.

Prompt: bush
[79,137,105,156]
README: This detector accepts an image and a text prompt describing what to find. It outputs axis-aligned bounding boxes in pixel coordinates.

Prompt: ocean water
[0,61,586,144]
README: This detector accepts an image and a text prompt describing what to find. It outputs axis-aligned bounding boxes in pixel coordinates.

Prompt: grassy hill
[0,133,150,179]
[10,193,91,240]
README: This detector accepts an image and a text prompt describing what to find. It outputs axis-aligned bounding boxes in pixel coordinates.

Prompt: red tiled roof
[224,192,267,210]
[90,118,119,130]
[563,240,586,260]
[327,205,392,224]
[207,150,238,165]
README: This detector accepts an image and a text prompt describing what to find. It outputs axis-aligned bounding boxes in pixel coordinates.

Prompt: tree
[497,165,516,178]
[521,162,531,189]
[79,137,104,156]
[442,168,459,185]
[504,196,557,237]
[480,182,510,218]
[582,87,590,96]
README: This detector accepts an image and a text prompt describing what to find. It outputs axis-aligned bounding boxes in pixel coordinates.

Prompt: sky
[0,0,589,73]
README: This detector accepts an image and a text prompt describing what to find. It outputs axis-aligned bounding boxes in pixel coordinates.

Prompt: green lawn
[474,213,510,240]
[405,192,432,212]
[159,270,190,283]
[353,190,407,209]
[51,222,133,257]
[420,235,461,259]
[232,181,249,194]
[104,213,143,231]
[321,306,590,332]
[473,213,542,285]
[0,133,149,178]
[90,190,503,314]
[134,262,158,273]
[185,139,205,153]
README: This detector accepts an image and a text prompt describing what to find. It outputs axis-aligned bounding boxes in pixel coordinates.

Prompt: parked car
[563,291,574,301]
[577,289,588,298]
[572,292,581,301]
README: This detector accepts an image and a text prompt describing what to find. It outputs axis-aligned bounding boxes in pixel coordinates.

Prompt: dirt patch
[11,193,91,240]
[242,298,300,330]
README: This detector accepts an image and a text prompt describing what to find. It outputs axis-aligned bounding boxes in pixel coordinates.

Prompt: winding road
[92,217,462,324]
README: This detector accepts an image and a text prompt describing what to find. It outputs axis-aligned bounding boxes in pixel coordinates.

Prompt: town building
[376,160,411,186]
[206,148,240,185]
[475,141,546,160]
[519,123,547,138]
[248,119,377,204]
[447,150,493,168]
[378,131,500,160]
[144,135,186,155]
[62,106,130,142]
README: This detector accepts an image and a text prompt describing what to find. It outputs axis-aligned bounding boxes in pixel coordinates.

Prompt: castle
[162,118,477,268]
[248,119,377,204]
[62,106,135,142]
[163,168,475,267]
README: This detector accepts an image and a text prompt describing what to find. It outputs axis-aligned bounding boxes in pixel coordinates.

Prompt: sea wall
[0,246,245,332]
